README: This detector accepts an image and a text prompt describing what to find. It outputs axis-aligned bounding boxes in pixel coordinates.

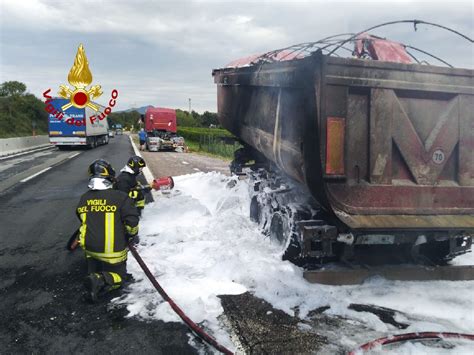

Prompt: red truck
[145,107,177,133]
[144,107,184,151]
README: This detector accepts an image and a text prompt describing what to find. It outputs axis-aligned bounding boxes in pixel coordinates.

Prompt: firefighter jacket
[116,170,145,209]
[76,189,139,264]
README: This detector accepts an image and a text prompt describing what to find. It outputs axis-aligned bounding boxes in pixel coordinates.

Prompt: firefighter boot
[84,273,105,303]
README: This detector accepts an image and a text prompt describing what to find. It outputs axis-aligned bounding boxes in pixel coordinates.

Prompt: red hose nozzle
[152,176,174,191]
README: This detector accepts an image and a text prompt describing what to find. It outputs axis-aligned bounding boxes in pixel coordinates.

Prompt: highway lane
[0,135,196,353]
[0,147,80,193]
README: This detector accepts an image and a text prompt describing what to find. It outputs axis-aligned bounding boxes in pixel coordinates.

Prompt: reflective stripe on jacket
[116,172,145,209]
[76,189,139,264]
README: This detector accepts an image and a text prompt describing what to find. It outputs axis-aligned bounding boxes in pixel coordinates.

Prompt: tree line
[0,81,48,138]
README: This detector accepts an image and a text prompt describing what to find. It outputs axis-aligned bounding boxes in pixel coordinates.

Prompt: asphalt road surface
[0,135,197,354]
[139,147,230,177]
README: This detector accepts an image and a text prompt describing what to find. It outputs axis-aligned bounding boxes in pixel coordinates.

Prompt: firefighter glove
[127,234,140,245]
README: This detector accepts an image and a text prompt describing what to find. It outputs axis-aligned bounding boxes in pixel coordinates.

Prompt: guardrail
[0,135,50,157]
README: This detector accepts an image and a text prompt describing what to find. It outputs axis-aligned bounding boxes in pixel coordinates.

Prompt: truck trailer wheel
[269,212,302,262]
[250,196,261,223]
[88,137,97,149]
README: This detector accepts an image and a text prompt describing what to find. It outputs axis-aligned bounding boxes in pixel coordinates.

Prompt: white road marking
[20,167,52,183]
[68,152,80,159]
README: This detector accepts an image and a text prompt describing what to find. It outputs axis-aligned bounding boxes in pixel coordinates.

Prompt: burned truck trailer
[212,29,473,266]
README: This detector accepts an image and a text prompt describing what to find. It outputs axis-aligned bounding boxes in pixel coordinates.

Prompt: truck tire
[88,137,97,149]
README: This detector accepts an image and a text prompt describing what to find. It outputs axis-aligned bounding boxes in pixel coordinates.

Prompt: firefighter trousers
[86,257,127,291]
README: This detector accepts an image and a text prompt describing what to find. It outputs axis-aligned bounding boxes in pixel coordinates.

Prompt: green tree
[108,110,141,130]
[200,111,219,127]
[0,82,48,137]
[0,81,27,97]
[176,109,198,127]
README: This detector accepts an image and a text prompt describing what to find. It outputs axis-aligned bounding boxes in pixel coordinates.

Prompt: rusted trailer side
[213,52,474,233]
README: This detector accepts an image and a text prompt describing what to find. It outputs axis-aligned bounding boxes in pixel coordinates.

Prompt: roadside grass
[178,127,234,140]
[184,139,238,161]
[178,127,240,160]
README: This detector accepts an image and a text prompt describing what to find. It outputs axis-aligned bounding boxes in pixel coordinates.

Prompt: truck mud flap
[303,265,474,285]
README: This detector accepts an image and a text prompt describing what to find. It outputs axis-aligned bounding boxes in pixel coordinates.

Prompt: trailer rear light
[325,117,345,175]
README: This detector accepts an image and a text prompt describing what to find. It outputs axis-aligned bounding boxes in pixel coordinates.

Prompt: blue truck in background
[48,98,109,149]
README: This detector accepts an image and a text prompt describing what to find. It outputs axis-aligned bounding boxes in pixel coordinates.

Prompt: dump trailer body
[213,52,474,232]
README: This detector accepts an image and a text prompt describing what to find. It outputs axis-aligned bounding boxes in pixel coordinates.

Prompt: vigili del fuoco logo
[43,44,118,126]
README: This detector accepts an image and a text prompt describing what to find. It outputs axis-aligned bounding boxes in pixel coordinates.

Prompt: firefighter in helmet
[115,156,151,216]
[76,159,139,302]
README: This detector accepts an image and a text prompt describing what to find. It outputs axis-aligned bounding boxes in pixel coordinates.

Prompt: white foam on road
[114,172,474,353]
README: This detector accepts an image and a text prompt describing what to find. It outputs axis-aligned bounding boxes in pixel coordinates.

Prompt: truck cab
[144,107,185,151]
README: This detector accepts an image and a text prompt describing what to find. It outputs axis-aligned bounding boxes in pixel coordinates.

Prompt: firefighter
[76,159,139,302]
[115,155,151,216]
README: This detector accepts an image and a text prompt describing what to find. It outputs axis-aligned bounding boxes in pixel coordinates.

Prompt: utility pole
[188,98,191,115]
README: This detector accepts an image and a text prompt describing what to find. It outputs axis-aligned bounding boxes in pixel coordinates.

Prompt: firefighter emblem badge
[58,44,103,111]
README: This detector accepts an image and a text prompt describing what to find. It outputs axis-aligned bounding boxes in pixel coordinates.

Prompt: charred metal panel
[304,265,474,285]
[328,185,472,214]
[333,211,474,230]
[346,88,370,184]
[392,93,459,185]
[214,60,312,183]
[323,55,474,225]
[323,56,473,95]
[369,89,393,184]
[367,89,462,186]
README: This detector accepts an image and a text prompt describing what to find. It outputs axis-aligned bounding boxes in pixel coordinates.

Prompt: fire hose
[128,243,234,355]
[348,331,474,354]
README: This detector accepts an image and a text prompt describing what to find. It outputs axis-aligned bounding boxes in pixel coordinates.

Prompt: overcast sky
[0,0,472,112]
